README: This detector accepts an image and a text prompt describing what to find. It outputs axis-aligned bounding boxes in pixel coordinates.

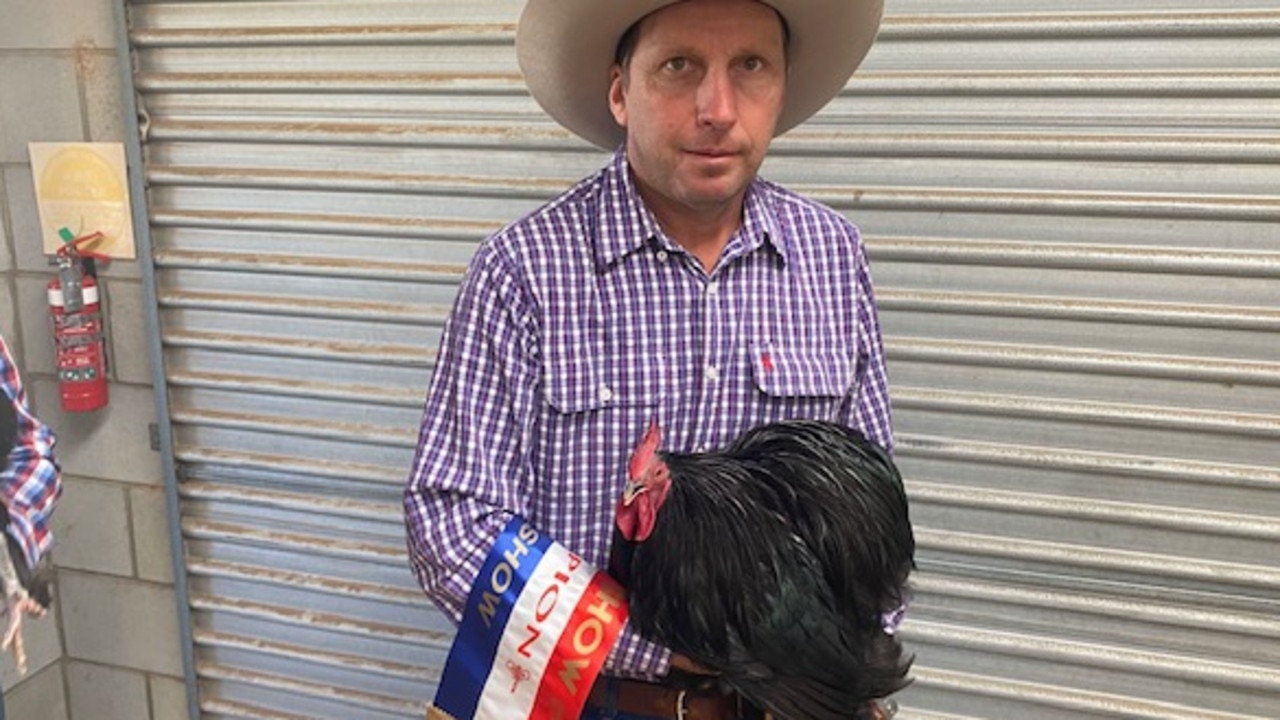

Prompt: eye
[741,56,765,72]
[662,57,689,72]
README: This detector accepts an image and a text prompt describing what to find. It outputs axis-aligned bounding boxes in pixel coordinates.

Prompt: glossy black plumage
[611,420,915,720]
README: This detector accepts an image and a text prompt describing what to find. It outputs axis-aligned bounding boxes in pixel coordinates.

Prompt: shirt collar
[592,149,791,271]
[593,149,660,269]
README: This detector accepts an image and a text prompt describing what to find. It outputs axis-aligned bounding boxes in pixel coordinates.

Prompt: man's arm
[0,335,60,675]
[402,244,671,681]
[403,248,538,621]
[840,232,895,452]
[0,336,60,573]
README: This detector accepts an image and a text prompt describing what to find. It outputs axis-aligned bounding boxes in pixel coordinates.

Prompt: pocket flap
[753,345,853,398]
[545,351,667,413]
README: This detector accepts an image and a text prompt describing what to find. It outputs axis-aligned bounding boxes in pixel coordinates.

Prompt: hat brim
[517,0,884,150]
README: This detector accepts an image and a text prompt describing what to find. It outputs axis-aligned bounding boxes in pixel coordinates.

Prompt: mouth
[687,147,737,160]
[622,480,648,506]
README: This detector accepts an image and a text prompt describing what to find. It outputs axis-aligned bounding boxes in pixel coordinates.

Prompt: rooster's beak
[622,480,648,506]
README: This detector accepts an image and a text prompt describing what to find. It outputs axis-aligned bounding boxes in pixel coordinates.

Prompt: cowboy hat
[516,0,884,150]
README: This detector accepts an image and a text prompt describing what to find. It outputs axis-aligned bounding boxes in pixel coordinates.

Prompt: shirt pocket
[544,348,669,414]
[541,346,669,493]
[752,344,854,400]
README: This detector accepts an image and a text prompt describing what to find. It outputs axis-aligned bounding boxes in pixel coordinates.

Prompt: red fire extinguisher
[47,230,110,412]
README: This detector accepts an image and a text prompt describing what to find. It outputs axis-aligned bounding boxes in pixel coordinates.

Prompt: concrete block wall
[1,3,188,719]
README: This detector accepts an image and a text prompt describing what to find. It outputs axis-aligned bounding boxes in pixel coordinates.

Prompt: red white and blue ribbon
[429,517,628,720]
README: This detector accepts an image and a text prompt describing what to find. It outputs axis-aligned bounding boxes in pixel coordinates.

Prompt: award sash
[428,517,627,720]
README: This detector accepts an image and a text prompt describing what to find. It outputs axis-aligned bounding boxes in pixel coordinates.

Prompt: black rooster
[610,419,915,720]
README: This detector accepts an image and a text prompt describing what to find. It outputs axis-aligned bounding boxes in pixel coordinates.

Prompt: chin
[677,173,748,199]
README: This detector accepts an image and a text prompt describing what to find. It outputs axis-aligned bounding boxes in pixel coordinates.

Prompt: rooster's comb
[628,419,662,479]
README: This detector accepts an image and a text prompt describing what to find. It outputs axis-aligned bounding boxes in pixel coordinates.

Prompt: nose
[695,67,736,129]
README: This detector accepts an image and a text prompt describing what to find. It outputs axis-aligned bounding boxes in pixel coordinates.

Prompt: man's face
[608,0,787,223]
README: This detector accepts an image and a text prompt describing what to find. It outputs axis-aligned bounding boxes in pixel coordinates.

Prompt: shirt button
[695,445,707,453]
[656,250,669,263]
[706,282,718,297]
[706,365,720,381]
[599,386,614,403]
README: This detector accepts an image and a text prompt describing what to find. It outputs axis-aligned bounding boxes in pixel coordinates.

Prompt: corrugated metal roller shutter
[826,3,1280,718]
[123,3,592,718]
[120,0,1280,718]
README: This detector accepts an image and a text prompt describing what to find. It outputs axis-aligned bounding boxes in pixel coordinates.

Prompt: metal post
[110,1,201,717]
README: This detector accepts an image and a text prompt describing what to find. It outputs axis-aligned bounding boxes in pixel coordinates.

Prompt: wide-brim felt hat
[516,0,885,150]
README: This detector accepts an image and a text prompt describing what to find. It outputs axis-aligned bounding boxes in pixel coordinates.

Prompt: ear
[628,418,661,480]
[608,63,628,129]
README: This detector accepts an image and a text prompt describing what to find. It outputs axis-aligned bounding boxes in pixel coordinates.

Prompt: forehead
[633,0,785,49]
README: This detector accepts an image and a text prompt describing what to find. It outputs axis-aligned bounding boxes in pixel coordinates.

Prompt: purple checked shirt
[404,150,893,681]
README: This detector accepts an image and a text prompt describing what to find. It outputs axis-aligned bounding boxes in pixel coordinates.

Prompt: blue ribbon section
[433,516,554,720]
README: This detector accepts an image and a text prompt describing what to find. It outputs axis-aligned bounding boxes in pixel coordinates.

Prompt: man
[405,0,891,717]
[0,334,60,718]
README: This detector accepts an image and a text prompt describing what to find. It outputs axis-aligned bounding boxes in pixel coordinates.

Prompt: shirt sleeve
[0,336,61,570]
[604,623,670,680]
[403,246,537,621]
[402,243,673,681]
[841,232,895,453]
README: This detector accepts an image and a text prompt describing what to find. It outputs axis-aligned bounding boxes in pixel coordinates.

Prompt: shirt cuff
[603,620,670,681]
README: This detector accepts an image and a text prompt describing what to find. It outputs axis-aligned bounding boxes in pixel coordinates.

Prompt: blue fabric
[432,518,554,720]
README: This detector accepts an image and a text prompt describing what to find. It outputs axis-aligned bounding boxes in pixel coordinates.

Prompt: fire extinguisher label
[57,263,85,313]
[49,275,109,411]
[48,228,111,412]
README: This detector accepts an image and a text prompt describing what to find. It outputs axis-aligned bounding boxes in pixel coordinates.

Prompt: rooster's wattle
[610,419,915,720]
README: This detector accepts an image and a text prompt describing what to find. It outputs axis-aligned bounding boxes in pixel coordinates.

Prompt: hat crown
[517,0,885,149]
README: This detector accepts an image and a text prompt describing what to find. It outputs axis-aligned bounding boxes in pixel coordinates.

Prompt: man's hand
[2,588,44,675]
[0,528,49,676]
[670,653,717,675]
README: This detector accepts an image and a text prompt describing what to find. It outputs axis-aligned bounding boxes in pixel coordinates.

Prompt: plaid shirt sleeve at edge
[0,336,61,569]
[841,233,895,453]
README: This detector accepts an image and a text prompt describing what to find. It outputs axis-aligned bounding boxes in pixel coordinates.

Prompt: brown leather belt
[586,677,744,720]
